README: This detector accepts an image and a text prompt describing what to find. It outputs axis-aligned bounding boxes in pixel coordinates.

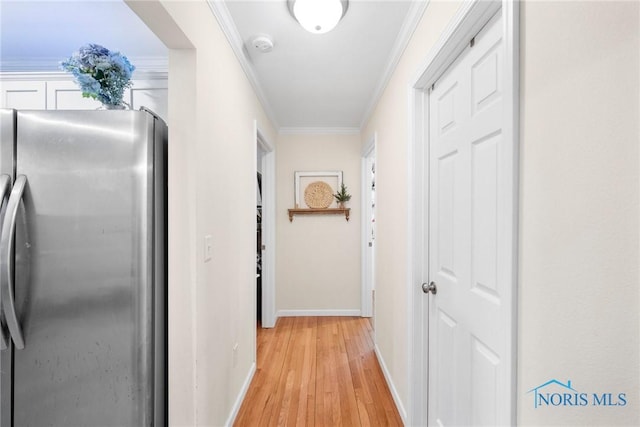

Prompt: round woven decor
[304,181,334,209]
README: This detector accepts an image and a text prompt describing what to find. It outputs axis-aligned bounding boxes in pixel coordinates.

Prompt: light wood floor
[234,317,403,427]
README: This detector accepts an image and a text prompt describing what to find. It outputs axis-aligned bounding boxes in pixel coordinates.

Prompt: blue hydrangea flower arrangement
[60,44,135,107]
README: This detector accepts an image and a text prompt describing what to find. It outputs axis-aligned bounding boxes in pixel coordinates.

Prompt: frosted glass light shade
[291,0,346,34]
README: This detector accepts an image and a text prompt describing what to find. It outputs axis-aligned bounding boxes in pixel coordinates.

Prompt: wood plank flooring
[234,317,403,427]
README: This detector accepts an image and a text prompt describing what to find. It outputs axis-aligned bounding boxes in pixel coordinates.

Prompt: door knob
[422,281,437,295]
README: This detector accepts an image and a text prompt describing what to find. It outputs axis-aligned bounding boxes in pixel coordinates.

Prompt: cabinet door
[1,77,168,121]
[46,80,102,110]
[129,79,168,122]
[0,81,46,109]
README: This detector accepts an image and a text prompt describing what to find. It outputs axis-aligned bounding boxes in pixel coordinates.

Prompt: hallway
[234,317,402,426]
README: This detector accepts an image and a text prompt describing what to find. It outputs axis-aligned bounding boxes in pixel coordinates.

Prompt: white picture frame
[294,171,343,209]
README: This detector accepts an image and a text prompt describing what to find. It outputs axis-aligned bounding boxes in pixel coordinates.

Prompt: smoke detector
[251,35,274,53]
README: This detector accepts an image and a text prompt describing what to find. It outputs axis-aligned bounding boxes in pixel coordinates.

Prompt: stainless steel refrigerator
[0,108,167,426]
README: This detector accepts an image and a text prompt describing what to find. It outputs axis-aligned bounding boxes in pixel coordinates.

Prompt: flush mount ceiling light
[287,0,349,34]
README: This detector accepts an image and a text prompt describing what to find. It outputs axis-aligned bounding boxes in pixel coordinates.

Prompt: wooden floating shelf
[288,208,350,222]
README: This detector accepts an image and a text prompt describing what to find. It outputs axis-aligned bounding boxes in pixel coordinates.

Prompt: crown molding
[0,71,66,81]
[278,127,360,136]
[0,59,63,73]
[0,56,168,74]
[359,0,430,130]
[206,0,280,130]
[0,71,168,82]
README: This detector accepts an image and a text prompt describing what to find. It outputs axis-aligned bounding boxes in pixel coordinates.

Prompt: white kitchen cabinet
[0,74,168,122]
[46,80,102,110]
[0,81,46,109]
[129,79,168,122]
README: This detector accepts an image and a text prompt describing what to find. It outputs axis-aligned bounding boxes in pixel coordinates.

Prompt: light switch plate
[204,235,213,262]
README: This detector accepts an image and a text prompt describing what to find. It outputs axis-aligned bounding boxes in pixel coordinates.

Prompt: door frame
[255,121,276,328]
[361,133,376,318]
[407,1,519,424]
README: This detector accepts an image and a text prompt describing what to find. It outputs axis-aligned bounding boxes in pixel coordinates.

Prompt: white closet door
[427,11,510,426]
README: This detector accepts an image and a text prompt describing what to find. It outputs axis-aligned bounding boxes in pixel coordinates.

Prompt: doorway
[256,169,263,323]
[361,136,376,319]
[408,1,519,425]
[255,122,276,328]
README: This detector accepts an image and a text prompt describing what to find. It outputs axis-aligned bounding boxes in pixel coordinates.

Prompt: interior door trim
[407,1,520,425]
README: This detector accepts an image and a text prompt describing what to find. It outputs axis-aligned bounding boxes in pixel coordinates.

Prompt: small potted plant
[334,182,351,208]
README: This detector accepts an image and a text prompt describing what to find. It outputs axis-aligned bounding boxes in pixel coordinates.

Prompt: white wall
[363,0,639,424]
[276,133,361,314]
[518,1,639,424]
[167,47,198,427]
[127,1,277,425]
[361,1,463,417]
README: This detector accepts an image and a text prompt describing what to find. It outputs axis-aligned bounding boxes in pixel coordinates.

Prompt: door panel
[470,336,499,425]
[46,81,102,110]
[471,133,499,300]
[428,11,507,426]
[471,41,501,114]
[0,82,46,110]
[435,309,457,426]
[437,152,456,278]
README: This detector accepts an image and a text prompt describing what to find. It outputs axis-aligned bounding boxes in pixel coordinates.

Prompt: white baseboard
[224,361,256,427]
[374,344,408,424]
[277,309,361,317]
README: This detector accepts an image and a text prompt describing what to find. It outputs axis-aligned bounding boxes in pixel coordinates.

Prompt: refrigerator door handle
[0,174,26,349]
[0,174,11,350]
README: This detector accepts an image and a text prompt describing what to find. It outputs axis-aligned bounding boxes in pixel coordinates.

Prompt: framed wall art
[294,171,343,209]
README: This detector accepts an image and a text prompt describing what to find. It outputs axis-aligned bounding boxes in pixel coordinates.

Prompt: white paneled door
[427,11,511,426]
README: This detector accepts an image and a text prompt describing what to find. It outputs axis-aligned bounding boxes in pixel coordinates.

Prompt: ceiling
[0,0,423,130]
[220,0,421,130]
